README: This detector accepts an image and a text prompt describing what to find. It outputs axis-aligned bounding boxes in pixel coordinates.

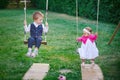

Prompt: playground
[0,0,120,80]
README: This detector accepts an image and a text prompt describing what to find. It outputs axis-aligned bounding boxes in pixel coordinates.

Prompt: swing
[23,0,48,45]
[75,0,103,80]
[76,0,99,46]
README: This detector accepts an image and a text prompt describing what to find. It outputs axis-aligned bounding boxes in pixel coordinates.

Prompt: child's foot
[81,62,85,67]
[26,48,32,57]
[31,49,38,58]
[26,52,31,57]
[90,60,95,67]
[91,62,95,67]
[31,53,36,57]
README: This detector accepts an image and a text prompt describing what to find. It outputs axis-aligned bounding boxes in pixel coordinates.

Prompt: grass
[0,9,120,80]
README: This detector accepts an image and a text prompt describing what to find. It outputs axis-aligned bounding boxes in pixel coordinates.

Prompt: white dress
[78,39,99,59]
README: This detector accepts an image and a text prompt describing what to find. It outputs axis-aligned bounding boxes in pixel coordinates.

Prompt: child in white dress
[77,27,99,66]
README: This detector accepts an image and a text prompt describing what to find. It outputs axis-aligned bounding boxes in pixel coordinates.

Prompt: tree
[16,0,20,8]
[0,0,9,9]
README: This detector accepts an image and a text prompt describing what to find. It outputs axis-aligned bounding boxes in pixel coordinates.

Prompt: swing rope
[76,0,78,38]
[44,0,48,42]
[76,0,79,48]
[96,0,100,33]
[45,0,48,23]
[24,0,27,41]
[24,0,26,22]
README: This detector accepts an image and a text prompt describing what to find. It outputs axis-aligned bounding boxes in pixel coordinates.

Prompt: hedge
[30,0,120,24]
[0,0,9,9]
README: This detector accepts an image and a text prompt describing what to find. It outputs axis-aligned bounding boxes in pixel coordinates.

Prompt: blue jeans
[28,37,42,48]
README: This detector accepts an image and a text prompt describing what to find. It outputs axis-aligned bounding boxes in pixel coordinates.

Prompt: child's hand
[24,20,27,26]
[95,32,98,36]
[45,22,48,27]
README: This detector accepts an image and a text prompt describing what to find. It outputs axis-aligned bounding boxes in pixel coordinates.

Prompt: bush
[0,0,9,9]
[30,0,120,24]
[99,0,120,24]
[30,0,46,9]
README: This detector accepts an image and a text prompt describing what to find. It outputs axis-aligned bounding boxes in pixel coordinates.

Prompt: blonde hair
[85,27,92,33]
[33,11,44,20]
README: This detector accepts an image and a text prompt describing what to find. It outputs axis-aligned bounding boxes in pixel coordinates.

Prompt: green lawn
[0,9,120,80]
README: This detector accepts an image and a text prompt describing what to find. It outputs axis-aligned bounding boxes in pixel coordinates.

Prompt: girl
[77,27,99,66]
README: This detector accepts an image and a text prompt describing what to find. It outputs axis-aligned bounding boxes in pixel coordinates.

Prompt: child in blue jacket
[24,11,48,57]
